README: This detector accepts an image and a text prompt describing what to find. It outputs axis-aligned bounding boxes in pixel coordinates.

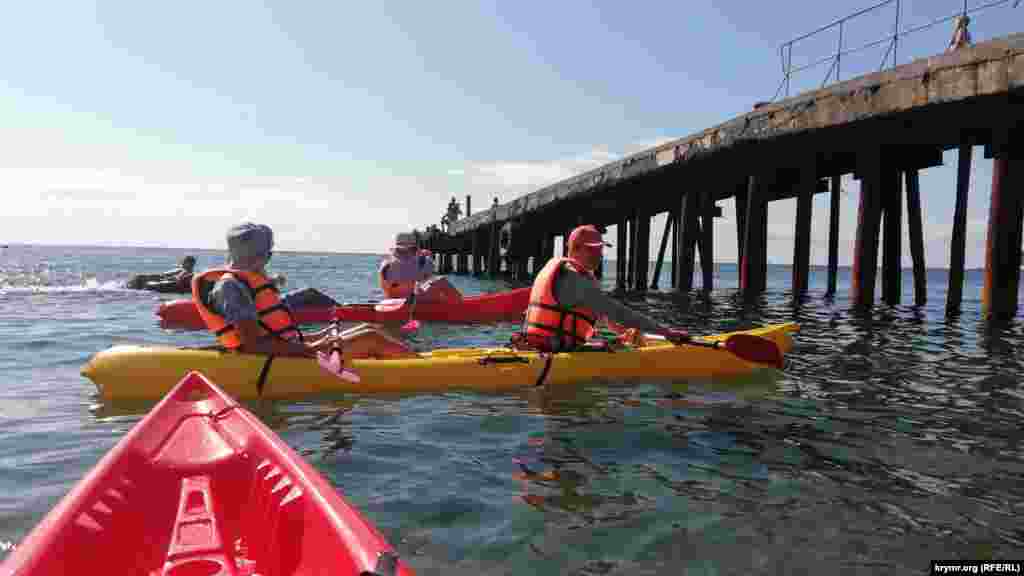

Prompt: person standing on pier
[515,224,689,352]
[948,15,972,51]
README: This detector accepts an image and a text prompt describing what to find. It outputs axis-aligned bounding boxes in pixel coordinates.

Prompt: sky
[1,0,1020,267]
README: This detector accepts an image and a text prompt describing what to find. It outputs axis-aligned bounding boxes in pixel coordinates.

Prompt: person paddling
[379,232,462,304]
[517,225,689,352]
[128,255,196,290]
[193,222,416,360]
[167,255,197,289]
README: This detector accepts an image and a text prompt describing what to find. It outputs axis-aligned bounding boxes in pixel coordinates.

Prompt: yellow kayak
[81,323,798,401]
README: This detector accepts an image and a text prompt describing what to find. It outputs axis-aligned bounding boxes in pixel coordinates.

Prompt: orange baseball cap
[568,225,612,250]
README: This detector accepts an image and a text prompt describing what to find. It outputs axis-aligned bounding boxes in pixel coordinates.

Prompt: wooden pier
[419,33,1024,319]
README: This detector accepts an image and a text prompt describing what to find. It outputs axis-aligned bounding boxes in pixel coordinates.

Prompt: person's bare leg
[418,277,463,304]
[341,328,418,360]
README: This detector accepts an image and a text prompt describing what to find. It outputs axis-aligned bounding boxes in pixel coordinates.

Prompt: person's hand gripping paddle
[374,289,420,334]
[316,318,361,382]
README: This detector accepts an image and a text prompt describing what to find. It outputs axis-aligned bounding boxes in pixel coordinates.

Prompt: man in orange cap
[520,224,689,352]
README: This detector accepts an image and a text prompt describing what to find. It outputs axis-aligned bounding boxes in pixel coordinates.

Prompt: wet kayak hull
[81,323,798,401]
[0,371,413,576]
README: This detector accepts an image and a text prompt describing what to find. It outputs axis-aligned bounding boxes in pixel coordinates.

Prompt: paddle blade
[374,298,409,313]
[316,350,361,383]
[723,334,784,368]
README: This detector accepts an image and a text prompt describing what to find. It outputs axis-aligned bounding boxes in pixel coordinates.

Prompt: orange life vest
[523,257,598,351]
[191,268,301,350]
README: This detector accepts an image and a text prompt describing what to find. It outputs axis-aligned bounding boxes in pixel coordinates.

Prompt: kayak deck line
[81,323,799,401]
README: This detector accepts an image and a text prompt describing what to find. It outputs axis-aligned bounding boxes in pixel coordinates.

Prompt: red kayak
[0,371,414,576]
[157,287,530,331]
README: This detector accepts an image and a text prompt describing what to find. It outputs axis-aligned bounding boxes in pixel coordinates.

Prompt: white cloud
[448,141,671,204]
[1,138,1009,266]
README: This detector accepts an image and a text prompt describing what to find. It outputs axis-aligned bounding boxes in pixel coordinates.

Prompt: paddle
[315,319,361,383]
[399,291,420,334]
[374,291,420,334]
[646,332,784,369]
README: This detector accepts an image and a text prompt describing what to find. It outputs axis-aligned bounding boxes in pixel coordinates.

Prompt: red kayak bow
[0,371,413,576]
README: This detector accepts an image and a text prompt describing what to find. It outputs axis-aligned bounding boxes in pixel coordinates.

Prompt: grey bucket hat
[226,222,274,271]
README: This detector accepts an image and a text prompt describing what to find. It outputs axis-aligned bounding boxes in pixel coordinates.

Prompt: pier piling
[905,169,927,306]
[700,191,715,292]
[948,143,973,314]
[827,175,841,297]
[882,167,903,306]
[792,165,815,297]
[634,211,651,291]
[676,191,698,293]
[982,133,1023,319]
[651,214,673,290]
[740,175,767,298]
[616,219,628,292]
[851,153,884,309]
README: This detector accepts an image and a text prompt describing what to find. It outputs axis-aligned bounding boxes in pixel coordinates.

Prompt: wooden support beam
[792,164,815,296]
[734,184,748,268]
[533,236,546,277]
[628,214,638,289]
[544,235,555,272]
[905,169,927,306]
[676,191,698,292]
[740,176,767,297]
[489,223,500,277]
[827,175,841,296]
[882,168,903,305]
[700,192,714,291]
[670,204,680,289]
[515,254,529,281]
[471,230,481,276]
[982,138,1023,319]
[947,144,972,314]
[651,213,673,290]
[761,196,768,290]
[851,153,885,308]
[635,212,651,291]
[617,217,628,292]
